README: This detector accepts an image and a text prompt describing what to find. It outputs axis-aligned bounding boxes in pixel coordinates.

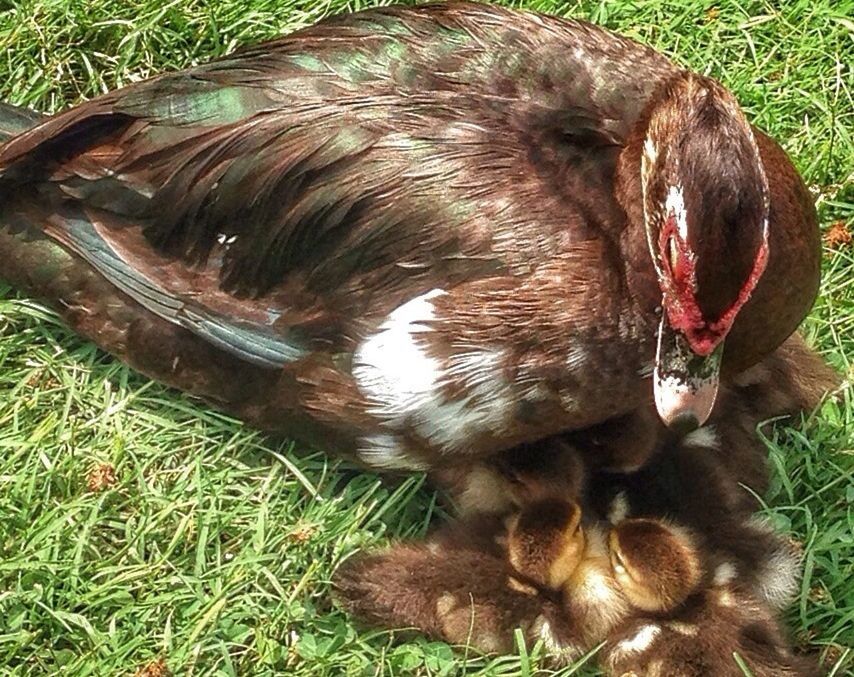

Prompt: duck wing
[0,3,675,369]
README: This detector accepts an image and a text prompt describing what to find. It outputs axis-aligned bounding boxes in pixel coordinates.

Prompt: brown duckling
[588,441,803,613]
[334,535,544,655]
[430,438,588,517]
[606,518,702,614]
[602,575,819,676]
[334,510,559,656]
[335,499,702,663]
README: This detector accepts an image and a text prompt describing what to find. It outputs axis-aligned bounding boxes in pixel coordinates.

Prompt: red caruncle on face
[657,213,728,357]
[655,200,771,358]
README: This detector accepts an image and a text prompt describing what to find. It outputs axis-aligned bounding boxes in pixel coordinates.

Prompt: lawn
[0,0,852,674]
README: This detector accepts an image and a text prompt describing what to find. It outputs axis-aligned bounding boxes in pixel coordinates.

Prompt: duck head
[640,73,770,431]
[608,518,702,613]
[506,499,585,590]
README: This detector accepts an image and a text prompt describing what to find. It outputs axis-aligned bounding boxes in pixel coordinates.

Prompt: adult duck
[0,2,820,470]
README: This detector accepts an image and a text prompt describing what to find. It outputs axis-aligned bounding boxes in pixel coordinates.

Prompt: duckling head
[609,518,702,613]
[506,499,585,591]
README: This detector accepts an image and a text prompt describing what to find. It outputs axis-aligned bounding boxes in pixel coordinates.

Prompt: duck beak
[653,315,723,432]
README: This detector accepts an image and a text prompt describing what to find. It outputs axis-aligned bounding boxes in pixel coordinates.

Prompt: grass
[0,0,852,674]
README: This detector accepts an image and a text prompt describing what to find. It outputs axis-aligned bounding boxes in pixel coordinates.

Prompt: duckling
[602,576,819,676]
[729,331,840,420]
[335,499,703,664]
[606,518,702,614]
[334,535,545,654]
[430,438,588,517]
[334,509,561,656]
[588,440,803,613]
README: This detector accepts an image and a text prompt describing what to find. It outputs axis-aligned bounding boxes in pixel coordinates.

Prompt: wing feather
[0,2,676,363]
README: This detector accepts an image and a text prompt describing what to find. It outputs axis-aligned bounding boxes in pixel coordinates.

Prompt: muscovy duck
[0,2,821,469]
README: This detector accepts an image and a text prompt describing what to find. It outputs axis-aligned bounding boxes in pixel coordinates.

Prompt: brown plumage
[0,2,825,471]
[432,331,838,520]
[335,501,623,662]
[602,583,820,677]
[336,498,706,664]
[334,536,544,655]
[336,497,816,674]
[609,518,702,613]
[430,437,589,516]
[595,505,816,676]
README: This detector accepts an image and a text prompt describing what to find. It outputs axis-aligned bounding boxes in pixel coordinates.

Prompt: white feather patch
[354,291,515,452]
[682,425,720,450]
[353,289,445,423]
[607,491,631,524]
[644,137,658,166]
[612,624,661,658]
[565,344,589,370]
[357,434,428,471]
[714,562,738,586]
[668,622,699,636]
[666,184,688,239]
[414,349,514,452]
[746,516,801,609]
[757,545,800,609]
